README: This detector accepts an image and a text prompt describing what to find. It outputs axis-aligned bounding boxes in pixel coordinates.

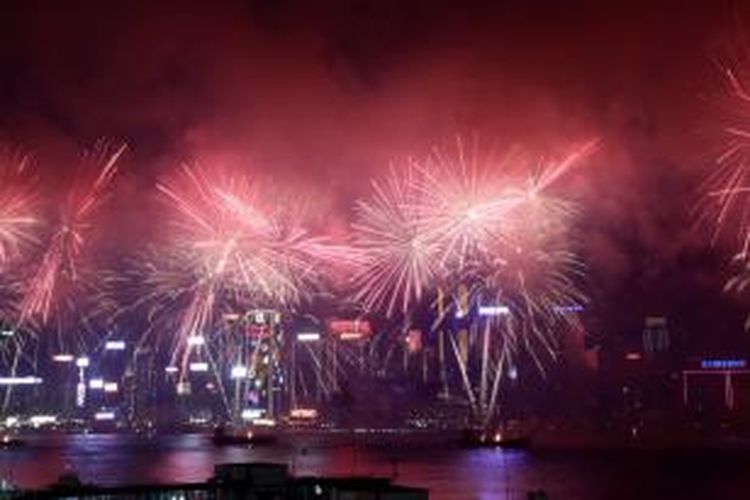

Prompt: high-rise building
[125,347,156,428]
[43,354,79,416]
[289,326,325,411]
[226,309,284,422]
[642,316,670,356]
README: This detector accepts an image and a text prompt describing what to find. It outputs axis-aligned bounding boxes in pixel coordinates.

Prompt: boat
[211,425,278,446]
[461,428,532,449]
[0,434,23,448]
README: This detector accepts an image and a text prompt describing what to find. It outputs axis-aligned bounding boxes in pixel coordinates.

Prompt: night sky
[1,0,749,353]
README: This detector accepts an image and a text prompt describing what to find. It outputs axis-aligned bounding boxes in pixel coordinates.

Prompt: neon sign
[700,359,747,370]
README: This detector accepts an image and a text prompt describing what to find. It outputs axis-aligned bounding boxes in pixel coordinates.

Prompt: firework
[694,59,750,334]
[18,141,126,338]
[350,138,595,425]
[136,164,342,366]
[352,138,595,319]
[350,163,442,317]
[157,164,336,307]
[431,142,589,375]
[478,198,585,362]
[698,64,750,260]
[0,150,38,270]
[414,147,509,269]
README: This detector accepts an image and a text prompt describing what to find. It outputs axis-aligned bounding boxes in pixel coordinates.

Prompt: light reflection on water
[0,434,749,499]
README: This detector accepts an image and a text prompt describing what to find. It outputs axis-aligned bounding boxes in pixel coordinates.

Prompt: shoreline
[10,427,750,453]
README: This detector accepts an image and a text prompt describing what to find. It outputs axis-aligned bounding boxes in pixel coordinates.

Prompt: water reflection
[0,435,749,499]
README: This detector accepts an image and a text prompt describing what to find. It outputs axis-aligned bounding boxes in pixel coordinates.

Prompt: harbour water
[1,434,749,499]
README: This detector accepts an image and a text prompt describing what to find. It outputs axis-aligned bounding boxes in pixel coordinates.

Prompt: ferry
[461,422,533,449]
[0,433,23,448]
[211,423,278,446]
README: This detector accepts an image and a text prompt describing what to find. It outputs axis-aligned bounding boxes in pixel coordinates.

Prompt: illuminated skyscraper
[125,347,156,428]
[225,309,284,422]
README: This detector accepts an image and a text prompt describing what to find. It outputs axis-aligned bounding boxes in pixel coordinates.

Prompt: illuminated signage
[189,362,209,373]
[290,408,318,419]
[29,415,57,427]
[105,341,126,351]
[700,359,747,370]
[297,332,321,343]
[329,319,372,340]
[340,332,364,340]
[230,365,248,379]
[241,408,265,420]
[406,329,422,353]
[252,418,276,427]
[478,305,510,317]
[187,336,205,347]
[89,378,105,390]
[247,310,280,326]
[76,382,86,407]
[0,376,42,386]
[554,304,585,314]
[94,411,115,421]
[246,325,272,338]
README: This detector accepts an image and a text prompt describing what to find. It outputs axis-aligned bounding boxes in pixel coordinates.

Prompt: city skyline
[1,1,749,356]
[5,2,750,498]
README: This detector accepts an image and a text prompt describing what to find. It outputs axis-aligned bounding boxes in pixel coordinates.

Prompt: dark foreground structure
[17,462,428,499]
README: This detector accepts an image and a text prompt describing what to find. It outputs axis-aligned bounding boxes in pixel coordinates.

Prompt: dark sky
[1,0,749,353]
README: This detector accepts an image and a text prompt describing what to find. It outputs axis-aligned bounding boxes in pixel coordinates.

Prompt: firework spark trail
[698,65,750,260]
[350,164,442,318]
[481,225,586,360]
[407,138,598,274]
[351,138,594,425]
[140,164,344,366]
[705,64,750,327]
[18,142,126,329]
[0,152,38,269]
[352,139,596,321]
[529,139,600,194]
[0,151,39,398]
[413,149,510,268]
[157,165,335,305]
